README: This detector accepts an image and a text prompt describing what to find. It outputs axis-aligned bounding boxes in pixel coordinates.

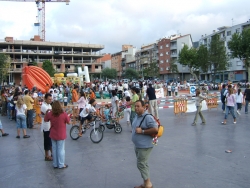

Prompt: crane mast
[0,0,70,41]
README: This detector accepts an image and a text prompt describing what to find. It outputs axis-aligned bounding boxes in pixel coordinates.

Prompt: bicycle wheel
[70,125,80,140]
[114,123,122,133]
[90,128,103,143]
[99,124,105,132]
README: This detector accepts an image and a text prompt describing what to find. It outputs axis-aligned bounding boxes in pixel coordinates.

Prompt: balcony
[9,68,22,73]
[171,53,178,58]
[170,45,177,49]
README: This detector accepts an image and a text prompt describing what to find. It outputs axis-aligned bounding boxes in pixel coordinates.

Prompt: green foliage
[208,34,229,81]
[31,61,38,66]
[178,44,199,69]
[228,28,250,67]
[143,61,159,78]
[124,68,138,80]
[101,68,117,79]
[169,58,179,73]
[0,54,11,83]
[42,60,55,77]
[197,45,209,72]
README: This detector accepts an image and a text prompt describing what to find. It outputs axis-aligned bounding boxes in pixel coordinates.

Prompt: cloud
[0,0,250,53]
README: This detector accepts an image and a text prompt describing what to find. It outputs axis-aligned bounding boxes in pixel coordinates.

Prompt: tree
[197,45,209,73]
[208,34,229,82]
[178,44,199,81]
[101,68,117,79]
[124,68,139,80]
[169,58,179,73]
[228,28,250,81]
[143,61,159,78]
[0,53,11,84]
[42,60,55,77]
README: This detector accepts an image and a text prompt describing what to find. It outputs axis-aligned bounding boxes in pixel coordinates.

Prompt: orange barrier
[205,97,218,110]
[174,99,187,115]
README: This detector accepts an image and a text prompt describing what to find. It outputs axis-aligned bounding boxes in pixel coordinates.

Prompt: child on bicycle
[103,104,111,124]
[79,99,97,136]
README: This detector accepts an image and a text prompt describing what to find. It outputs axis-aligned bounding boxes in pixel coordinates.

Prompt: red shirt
[44,112,70,140]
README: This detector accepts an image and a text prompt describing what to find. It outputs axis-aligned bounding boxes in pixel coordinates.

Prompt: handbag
[139,114,164,138]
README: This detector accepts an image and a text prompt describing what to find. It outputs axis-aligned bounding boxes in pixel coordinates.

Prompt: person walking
[41,93,53,161]
[44,101,70,169]
[130,87,139,124]
[71,85,79,105]
[124,96,131,125]
[111,90,119,118]
[132,100,158,188]
[23,90,35,129]
[146,83,159,120]
[15,96,30,138]
[220,84,227,113]
[235,88,243,115]
[222,87,236,124]
[244,84,250,114]
[192,89,206,126]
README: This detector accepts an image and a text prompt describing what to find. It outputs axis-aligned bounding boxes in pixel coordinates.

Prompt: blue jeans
[224,106,236,120]
[16,114,27,129]
[222,102,225,111]
[130,111,136,124]
[51,139,65,168]
[26,110,34,128]
[245,100,249,113]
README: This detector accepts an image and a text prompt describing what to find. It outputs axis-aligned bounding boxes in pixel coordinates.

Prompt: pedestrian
[244,84,250,114]
[44,101,70,169]
[71,85,79,105]
[111,90,119,117]
[220,84,227,113]
[222,87,236,124]
[192,89,206,126]
[15,96,30,138]
[0,118,9,137]
[132,100,158,188]
[124,96,131,125]
[146,83,159,120]
[130,87,139,124]
[41,93,53,161]
[167,84,171,96]
[235,88,243,115]
[23,90,35,129]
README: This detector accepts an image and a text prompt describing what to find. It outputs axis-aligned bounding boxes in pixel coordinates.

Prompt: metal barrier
[205,97,218,110]
[174,99,187,115]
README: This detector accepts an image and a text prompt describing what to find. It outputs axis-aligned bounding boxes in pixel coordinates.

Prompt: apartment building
[158,38,171,79]
[169,34,193,81]
[96,53,111,69]
[199,20,250,81]
[135,42,158,79]
[111,45,136,78]
[0,36,104,85]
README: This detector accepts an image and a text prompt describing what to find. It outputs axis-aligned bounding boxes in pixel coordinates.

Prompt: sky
[0,0,249,53]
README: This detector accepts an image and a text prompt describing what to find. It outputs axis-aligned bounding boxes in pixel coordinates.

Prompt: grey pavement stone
[0,105,250,188]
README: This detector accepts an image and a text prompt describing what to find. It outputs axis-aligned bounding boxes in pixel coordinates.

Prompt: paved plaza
[0,105,250,188]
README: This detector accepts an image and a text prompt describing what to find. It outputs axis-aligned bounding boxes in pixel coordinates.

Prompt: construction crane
[0,0,70,41]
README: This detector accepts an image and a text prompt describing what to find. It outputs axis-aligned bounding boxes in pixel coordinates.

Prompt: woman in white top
[235,88,243,115]
[15,96,30,138]
[111,90,119,117]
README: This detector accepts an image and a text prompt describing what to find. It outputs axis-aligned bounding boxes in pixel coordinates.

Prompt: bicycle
[69,116,103,143]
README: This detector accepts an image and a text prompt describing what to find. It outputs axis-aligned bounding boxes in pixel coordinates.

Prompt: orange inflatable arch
[23,66,53,93]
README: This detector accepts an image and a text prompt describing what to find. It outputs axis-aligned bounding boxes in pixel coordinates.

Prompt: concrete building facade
[199,20,250,81]
[0,36,104,85]
[0,37,104,84]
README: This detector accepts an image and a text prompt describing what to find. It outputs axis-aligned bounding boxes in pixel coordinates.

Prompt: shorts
[80,114,92,124]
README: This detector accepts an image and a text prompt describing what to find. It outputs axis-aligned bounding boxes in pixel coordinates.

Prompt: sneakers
[192,123,196,126]
[233,121,237,124]
[2,133,9,136]
[236,110,241,115]
[200,122,206,125]
[23,135,30,138]
[221,122,226,125]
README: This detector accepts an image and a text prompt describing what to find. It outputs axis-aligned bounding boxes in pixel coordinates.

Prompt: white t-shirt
[99,84,104,91]
[16,104,27,116]
[167,85,171,91]
[235,93,243,103]
[124,90,130,97]
[80,104,96,117]
[40,102,52,131]
[64,96,68,102]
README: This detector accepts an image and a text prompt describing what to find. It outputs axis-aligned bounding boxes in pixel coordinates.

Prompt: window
[66,65,70,69]
[166,44,169,47]
[236,28,240,33]
[95,66,98,69]
[166,59,169,63]
[227,31,231,36]
[160,67,163,71]
[160,53,163,56]
[166,52,169,55]
[56,65,60,69]
[160,60,163,64]
[237,61,242,66]
[160,46,163,49]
